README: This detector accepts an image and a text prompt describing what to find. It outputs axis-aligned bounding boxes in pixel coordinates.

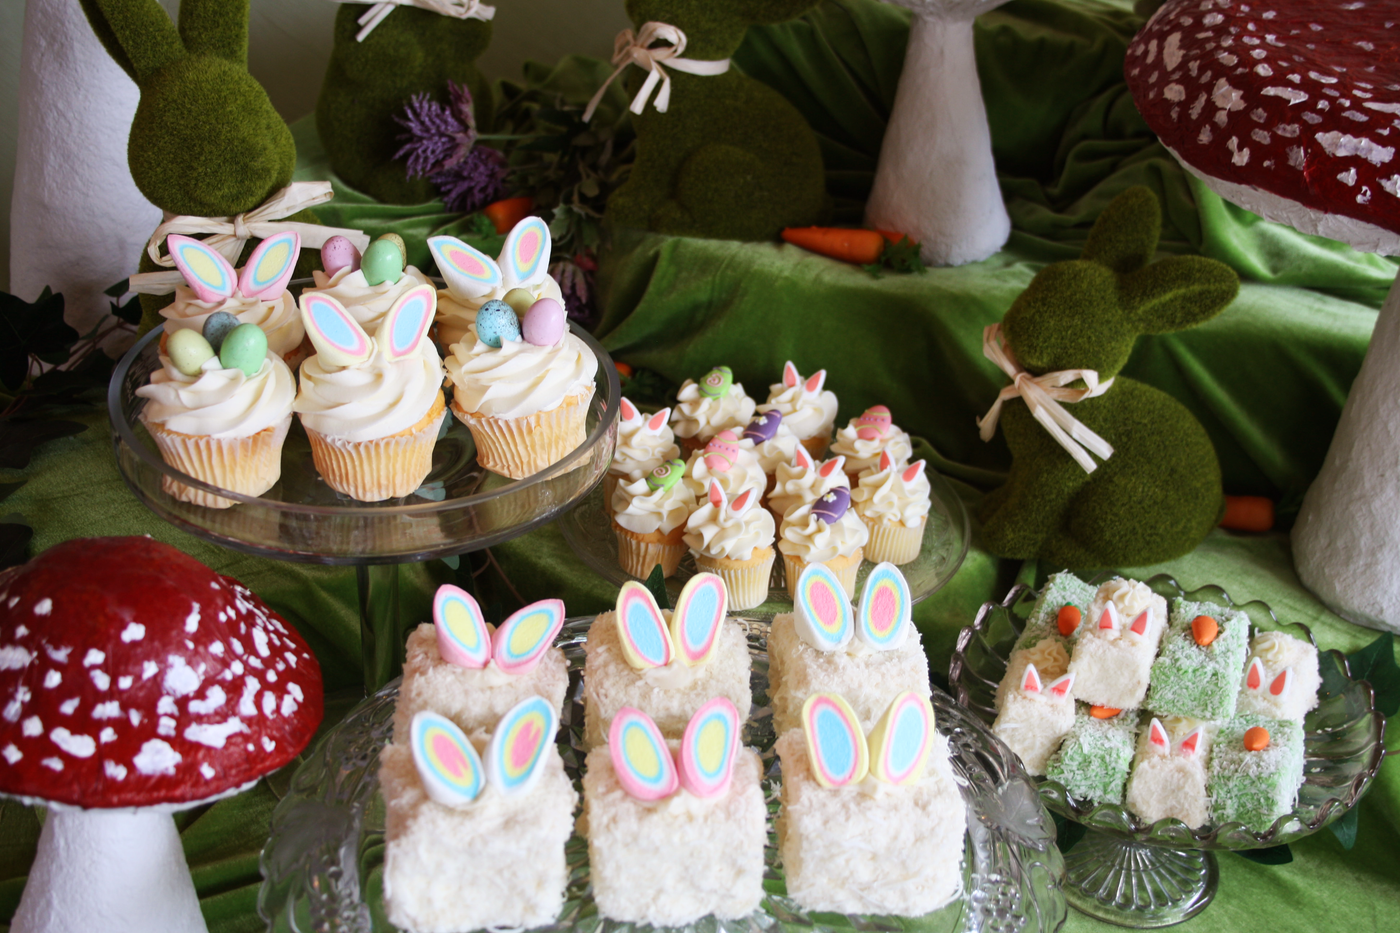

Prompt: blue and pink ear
[614,581,674,670]
[801,692,868,788]
[793,562,852,651]
[609,707,678,800]
[500,217,551,290]
[671,573,726,666]
[375,284,437,360]
[434,584,490,669]
[428,236,502,299]
[490,598,565,675]
[300,293,372,367]
[855,562,911,651]
[678,697,740,798]
[168,235,236,303]
[485,695,557,797]
[238,231,300,300]
[411,711,485,807]
[867,691,935,785]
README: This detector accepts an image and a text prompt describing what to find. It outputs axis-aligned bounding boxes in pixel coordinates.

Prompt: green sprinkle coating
[1208,715,1304,831]
[1017,572,1096,652]
[1146,598,1251,720]
[1046,708,1139,805]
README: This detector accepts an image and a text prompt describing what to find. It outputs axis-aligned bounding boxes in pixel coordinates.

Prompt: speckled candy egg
[812,486,851,524]
[201,310,240,352]
[522,298,566,346]
[218,323,268,377]
[320,236,361,278]
[475,300,521,348]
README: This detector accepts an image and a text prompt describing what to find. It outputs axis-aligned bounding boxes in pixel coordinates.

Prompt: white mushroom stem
[864,1,1011,267]
[11,809,208,933]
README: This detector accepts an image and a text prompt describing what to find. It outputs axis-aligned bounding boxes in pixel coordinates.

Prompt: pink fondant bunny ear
[428,235,502,299]
[793,446,813,470]
[818,456,844,479]
[238,230,300,300]
[500,216,551,290]
[730,488,756,514]
[647,408,671,432]
[902,460,926,483]
[375,283,437,360]
[804,369,827,393]
[1149,717,1169,750]
[1246,657,1265,691]
[1129,611,1149,636]
[1021,662,1042,695]
[168,234,237,303]
[708,480,726,510]
[783,361,800,387]
[1046,672,1074,698]
[1098,602,1121,632]
[1178,728,1204,758]
[879,450,894,473]
[301,292,372,367]
[620,397,639,422]
[1270,668,1293,698]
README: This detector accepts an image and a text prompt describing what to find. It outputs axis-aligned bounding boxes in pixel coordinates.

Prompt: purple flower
[394,81,507,213]
[550,259,598,328]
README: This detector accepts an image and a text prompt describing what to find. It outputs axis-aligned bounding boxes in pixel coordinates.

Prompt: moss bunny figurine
[978,187,1239,568]
[603,0,826,240]
[316,3,494,204]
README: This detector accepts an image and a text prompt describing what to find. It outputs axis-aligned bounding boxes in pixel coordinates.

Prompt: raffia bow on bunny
[976,187,1239,568]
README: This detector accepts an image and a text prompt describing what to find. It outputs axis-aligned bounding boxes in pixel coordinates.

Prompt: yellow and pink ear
[485,696,556,797]
[678,697,740,797]
[433,584,490,669]
[490,599,564,675]
[794,562,852,651]
[375,284,436,360]
[429,236,501,299]
[301,292,372,367]
[500,216,551,290]
[168,235,236,303]
[238,231,300,300]
[411,711,484,807]
[856,562,910,651]
[610,707,678,800]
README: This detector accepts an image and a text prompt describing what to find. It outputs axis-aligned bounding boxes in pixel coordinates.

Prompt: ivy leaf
[1329,805,1359,850]
[1238,844,1293,864]
[0,419,87,469]
[1346,633,1400,716]
[27,352,115,401]
[644,564,669,611]
[0,520,32,570]
[0,288,76,390]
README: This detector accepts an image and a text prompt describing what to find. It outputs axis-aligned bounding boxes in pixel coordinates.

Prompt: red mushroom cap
[1126,0,1400,253]
[0,537,323,809]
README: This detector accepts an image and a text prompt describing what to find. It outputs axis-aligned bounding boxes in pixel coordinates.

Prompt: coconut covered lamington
[996,571,1095,711]
[1147,599,1250,721]
[1208,716,1304,831]
[1045,709,1139,805]
[1068,577,1168,710]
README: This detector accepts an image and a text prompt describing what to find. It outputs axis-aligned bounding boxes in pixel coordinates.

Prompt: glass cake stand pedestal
[109,322,621,692]
[948,576,1387,928]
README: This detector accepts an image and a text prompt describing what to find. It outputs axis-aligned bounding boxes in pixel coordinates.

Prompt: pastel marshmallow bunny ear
[486,695,556,797]
[433,584,491,670]
[411,711,485,807]
[801,693,868,788]
[794,562,853,651]
[428,235,502,300]
[500,216,551,290]
[614,581,674,669]
[670,573,727,667]
[867,691,935,785]
[856,563,910,651]
[490,599,565,675]
[678,697,741,798]
[168,234,237,303]
[375,283,437,361]
[610,707,678,800]
[238,230,300,300]
[300,292,372,367]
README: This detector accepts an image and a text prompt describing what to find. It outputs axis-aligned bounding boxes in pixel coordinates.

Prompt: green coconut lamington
[1045,709,1139,805]
[1019,572,1097,650]
[1146,599,1251,720]
[1208,716,1304,831]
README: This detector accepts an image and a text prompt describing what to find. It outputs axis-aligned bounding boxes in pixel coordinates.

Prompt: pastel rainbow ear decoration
[486,695,556,797]
[1148,717,1170,751]
[615,581,674,669]
[500,216,551,290]
[783,361,800,387]
[238,230,300,300]
[1098,602,1122,633]
[647,408,671,432]
[856,562,911,651]
[1046,672,1074,698]
[1021,662,1042,695]
[902,460,926,484]
[804,369,827,394]
[428,235,503,299]
[168,234,236,303]
[300,293,373,367]
[794,562,853,651]
[671,573,726,666]
[1270,668,1292,698]
[1128,611,1150,637]
[678,697,740,798]
[375,284,437,361]
[1245,657,1265,691]
[491,599,565,675]
[1178,728,1204,758]
[411,711,485,807]
[433,584,491,669]
[867,691,935,785]
[801,693,869,788]
[620,397,639,422]
[609,707,678,800]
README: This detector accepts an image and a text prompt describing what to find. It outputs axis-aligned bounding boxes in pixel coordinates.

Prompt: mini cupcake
[767,448,849,526]
[295,284,446,501]
[831,405,914,485]
[612,459,696,579]
[304,234,436,335]
[851,454,932,565]
[736,409,799,493]
[757,361,838,457]
[683,481,776,611]
[671,366,757,452]
[684,430,767,504]
[605,398,680,515]
[778,486,868,599]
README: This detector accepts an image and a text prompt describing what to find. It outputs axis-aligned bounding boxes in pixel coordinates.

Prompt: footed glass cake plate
[948,576,1387,928]
[259,617,1066,933]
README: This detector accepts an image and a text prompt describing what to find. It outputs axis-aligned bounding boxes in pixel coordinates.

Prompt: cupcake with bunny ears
[606,398,680,515]
[830,405,914,486]
[758,362,838,457]
[683,482,776,611]
[851,454,932,565]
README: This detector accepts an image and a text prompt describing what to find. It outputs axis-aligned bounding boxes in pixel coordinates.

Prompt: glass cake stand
[559,467,969,619]
[948,576,1387,928]
[258,616,1068,933]
[109,317,621,691]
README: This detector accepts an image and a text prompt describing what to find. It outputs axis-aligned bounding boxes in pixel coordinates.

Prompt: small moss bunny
[316,4,494,204]
[604,0,827,240]
[978,187,1239,568]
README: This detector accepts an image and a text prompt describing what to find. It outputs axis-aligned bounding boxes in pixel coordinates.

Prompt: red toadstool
[0,537,323,933]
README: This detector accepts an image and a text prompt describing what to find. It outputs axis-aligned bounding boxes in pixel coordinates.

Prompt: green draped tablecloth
[3,0,1398,930]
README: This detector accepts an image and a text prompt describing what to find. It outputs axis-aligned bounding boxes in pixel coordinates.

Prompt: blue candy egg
[201,311,241,352]
[475,300,521,348]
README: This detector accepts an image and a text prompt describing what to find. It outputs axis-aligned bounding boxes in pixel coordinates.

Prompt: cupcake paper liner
[782,547,864,600]
[453,386,594,481]
[862,514,927,565]
[613,520,687,579]
[303,392,446,502]
[144,416,292,510]
[695,547,775,611]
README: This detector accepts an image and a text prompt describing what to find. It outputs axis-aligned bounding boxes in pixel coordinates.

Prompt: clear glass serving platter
[107,315,621,564]
[260,617,1067,933]
[948,575,1387,927]
[558,469,970,620]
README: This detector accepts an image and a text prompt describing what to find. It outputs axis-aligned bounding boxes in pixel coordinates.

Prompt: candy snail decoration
[697,365,734,400]
[646,458,686,492]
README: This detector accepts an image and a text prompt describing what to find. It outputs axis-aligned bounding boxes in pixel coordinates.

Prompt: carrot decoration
[614,361,634,378]
[781,227,927,277]
[483,196,535,234]
[1220,495,1274,532]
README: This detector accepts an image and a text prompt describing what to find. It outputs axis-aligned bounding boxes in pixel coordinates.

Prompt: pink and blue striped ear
[609,707,678,801]
[500,216,551,290]
[300,292,372,367]
[486,695,556,797]
[168,235,236,303]
[238,231,300,300]
[614,581,674,670]
[670,573,726,667]
[428,236,502,299]
[375,284,436,360]
[433,584,490,670]
[801,693,868,788]
[678,697,740,798]
[867,691,934,786]
[856,562,911,652]
[491,598,565,675]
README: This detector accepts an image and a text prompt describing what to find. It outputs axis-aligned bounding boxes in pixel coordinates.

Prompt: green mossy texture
[979,186,1240,569]
[316,5,493,204]
[605,0,827,240]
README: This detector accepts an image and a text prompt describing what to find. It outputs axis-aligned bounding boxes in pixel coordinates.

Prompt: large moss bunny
[316,5,493,204]
[605,0,827,240]
[978,187,1239,568]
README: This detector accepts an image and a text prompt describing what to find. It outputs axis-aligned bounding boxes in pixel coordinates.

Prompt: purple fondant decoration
[812,486,850,524]
[742,410,782,444]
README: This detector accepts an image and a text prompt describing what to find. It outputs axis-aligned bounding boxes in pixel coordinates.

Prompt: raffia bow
[583,22,732,122]
[330,0,496,42]
[977,323,1116,474]
[127,182,372,296]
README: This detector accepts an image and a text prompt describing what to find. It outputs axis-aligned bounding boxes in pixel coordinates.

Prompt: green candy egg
[377,232,407,263]
[218,323,268,377]
[168,328,215,376]
[361,238,404,286]
[502,287,536,316]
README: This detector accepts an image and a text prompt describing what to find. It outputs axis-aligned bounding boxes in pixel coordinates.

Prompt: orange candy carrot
[1191,615,1219,646]
[1220,495,1274,532]
[614,361,634,378]
[781,227,888,265]
[1243,726,1271,751]
[1090,705,1121,719]
[1056,605,1082,637]
[483,196,535,234]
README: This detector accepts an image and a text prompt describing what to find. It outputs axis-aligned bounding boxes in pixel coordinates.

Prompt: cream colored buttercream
[445,325,597,420]
[138,352,295,438]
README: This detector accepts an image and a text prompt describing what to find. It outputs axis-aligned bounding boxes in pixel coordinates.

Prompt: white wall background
[0,0,628,294]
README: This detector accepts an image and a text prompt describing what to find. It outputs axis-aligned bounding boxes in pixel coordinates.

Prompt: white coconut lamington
[991,663,1076,775]
[994,571,1097,711]
[1236,630,1322,723]
[768,562,929,735]
[1125,715,1212,828]
[1067,578,1169,711]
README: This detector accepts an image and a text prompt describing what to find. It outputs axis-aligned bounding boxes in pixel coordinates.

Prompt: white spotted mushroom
[0,536,323,933]
[1125,1,1400,629]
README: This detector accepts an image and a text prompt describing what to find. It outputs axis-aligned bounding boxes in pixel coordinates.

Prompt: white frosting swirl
[777,502,869,562]
[611,404,680,479]
[738,420,800,474]
[612,473,697,535]
[161,288,303,359]
[435,276,565,350]
[138,353,295,438]
[295,341,445,442]
[1250,631,1297,665]
[851,461,931,528]
[1098,578,1156,617]
[684,445,766,502]
[683,497,774,561]
[671,380,755,440]
[759,380,838,440]
[305,264,434,332]
[768,455,849,520]
[445,326,596,420]
[830,421,914,475]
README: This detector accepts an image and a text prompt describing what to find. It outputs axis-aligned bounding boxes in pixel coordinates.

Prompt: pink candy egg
[522,298,566,346]
[321,236,361,278]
